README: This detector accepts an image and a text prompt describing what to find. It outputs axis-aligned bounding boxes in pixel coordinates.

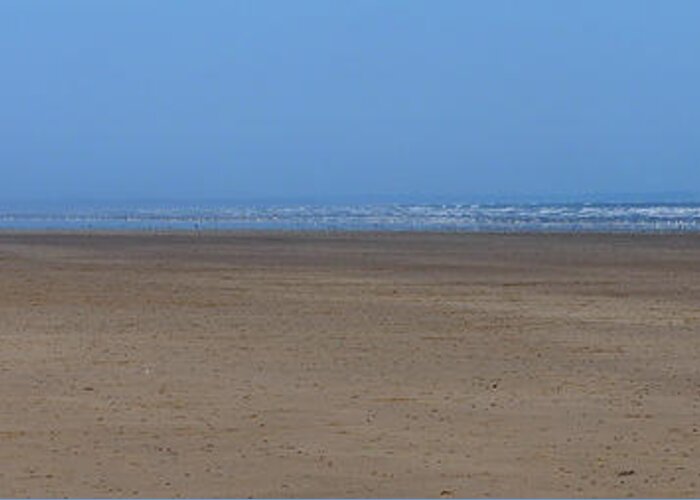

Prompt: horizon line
[3,191,700,206]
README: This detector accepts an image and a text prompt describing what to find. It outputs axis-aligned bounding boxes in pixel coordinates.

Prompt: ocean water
[1,203,700,232]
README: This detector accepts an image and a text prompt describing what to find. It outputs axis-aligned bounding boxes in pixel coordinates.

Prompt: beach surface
[1,231,700,498]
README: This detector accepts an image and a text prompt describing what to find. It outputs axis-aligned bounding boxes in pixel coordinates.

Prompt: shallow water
[1,202,700,232]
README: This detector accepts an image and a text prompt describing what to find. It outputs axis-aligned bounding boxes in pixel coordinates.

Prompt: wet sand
[1,231,700,498]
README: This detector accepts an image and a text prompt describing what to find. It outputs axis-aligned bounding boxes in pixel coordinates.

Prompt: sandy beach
[1,231,699,498]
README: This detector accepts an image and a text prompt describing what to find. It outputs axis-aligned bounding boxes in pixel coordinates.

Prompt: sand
[1,231,700,498]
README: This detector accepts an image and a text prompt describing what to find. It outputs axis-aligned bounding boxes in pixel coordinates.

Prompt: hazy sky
[2,0,699,202]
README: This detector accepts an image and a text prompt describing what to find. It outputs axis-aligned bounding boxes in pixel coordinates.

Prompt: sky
[1,0,699,203]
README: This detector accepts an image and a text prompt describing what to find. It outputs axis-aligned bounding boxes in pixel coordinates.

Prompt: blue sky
[1,0,699,202]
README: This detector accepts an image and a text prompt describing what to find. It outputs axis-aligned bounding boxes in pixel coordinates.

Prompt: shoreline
[3,227,700,235]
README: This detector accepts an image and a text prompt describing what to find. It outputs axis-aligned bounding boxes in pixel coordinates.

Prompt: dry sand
[1,232,700,498]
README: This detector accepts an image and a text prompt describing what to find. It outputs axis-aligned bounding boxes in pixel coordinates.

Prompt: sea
[1,202,700,232]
